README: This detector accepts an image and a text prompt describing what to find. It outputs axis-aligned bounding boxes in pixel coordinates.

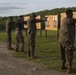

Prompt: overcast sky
[0,0,76,17]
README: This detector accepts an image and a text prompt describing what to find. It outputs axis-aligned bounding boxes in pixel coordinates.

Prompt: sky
[0,0,76,17]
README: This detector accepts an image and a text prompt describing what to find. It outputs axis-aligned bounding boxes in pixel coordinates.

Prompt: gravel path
[0,42,75,75]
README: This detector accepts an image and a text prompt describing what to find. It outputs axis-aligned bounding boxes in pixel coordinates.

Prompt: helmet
[9,16,13,19]
[66,9,73,14]
[30,13,36,18]
[19,15,23,18]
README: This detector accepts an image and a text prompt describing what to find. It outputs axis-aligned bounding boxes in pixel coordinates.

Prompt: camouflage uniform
[6,17,14,50]
[27,13,46,58]
[59,14,76,73]
[15,19,25,52]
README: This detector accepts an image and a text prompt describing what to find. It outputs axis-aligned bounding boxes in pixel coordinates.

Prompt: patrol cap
[30,13,36,18]
[19,15,23,18]
[9,16,13,19]
[66,9,73,14]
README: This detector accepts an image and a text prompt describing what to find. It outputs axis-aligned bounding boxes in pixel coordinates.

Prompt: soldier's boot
[27,51,31,57]
[7,46,10,49]
[9,47,14,50]
[67,65,72,74]
[15,47,20,52]
[7,45,10,49]
[27,48,31,57]
[61,63,67,70]
[31,49,35,58]
[21,48,24,52]
[31,50,38,59]
[7,46,14,50]
[31,54,35,58]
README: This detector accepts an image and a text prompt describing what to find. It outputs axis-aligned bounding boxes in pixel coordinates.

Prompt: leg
[65,49,73,74]
[20,37,24,52]
[27,34,31,57]
[60,44,66,70]
[30,35,35,58]
[7,32,14,50]
[15,36,20,52]
[18,31,25,52]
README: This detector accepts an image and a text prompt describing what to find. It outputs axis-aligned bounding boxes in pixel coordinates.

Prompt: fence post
[57,13,61,40]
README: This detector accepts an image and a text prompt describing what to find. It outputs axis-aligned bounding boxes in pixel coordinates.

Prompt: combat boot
[8,46,14,50]
[10,48,14,50]
[61,62,67,70]
[67,65,72,74]
[31,51,35,58]
[21,49,24,52]
[15,47,20,52]
[27,51,31,57]
[31,52,38,59]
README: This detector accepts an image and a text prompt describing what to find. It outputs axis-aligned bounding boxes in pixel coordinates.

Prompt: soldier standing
[27,13,46,58]
[6,16,14,50]
[15,15,27,52]
[59,9,76,74]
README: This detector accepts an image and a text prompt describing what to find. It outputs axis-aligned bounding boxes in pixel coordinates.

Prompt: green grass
[0,30,76,70]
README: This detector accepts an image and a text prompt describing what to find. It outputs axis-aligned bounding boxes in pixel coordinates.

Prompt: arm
[36,17,47,23]
[74,19,76,23]
[35,19,46,23]
[23,21,27,24]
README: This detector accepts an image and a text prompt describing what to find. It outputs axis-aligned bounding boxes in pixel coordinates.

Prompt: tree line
[0,7,76,30]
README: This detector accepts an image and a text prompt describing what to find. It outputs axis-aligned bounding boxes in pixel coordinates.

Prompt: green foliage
[0,7,76,30]
[0,16,19,30]
[0,17,7,30]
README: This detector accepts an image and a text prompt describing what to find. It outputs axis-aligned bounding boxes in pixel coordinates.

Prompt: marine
[27,13,47,58]
[6,16,14,50]
[59,9,76,74]
[15,15,27,52]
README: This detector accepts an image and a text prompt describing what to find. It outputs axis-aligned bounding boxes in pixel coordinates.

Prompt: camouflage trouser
[60,43,73,66]
[15,30,24,51]
[6,32,12,48]
[27,33,36,57]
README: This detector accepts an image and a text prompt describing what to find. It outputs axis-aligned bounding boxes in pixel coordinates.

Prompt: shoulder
[62,17,67,21]
[62,17,71,23]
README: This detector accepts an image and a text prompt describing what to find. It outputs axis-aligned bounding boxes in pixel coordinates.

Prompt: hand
[44,17,48,21]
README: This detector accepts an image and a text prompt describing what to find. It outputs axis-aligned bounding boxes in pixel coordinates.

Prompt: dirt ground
[0,42,75,75]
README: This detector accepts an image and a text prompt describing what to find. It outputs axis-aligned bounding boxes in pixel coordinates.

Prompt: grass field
[0,30,76,70]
